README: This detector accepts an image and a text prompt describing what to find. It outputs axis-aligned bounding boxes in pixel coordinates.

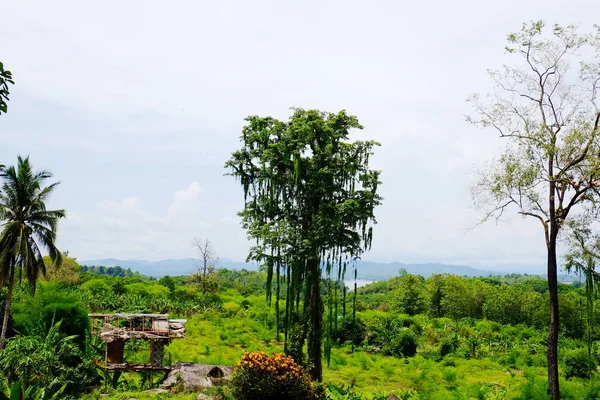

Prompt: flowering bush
[230,351,312,400]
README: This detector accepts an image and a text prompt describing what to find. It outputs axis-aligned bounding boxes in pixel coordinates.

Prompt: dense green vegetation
[2,257,600,399]
[79,266,139,277]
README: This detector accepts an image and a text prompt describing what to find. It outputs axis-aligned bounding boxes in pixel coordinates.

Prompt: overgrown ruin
[89,313,186,371]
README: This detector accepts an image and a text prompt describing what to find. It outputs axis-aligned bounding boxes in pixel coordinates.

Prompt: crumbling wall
[106,340,125,364]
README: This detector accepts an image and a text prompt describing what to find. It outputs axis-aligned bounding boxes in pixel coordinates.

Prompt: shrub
[326,382,364,399]
[439,339,454,357]
[240,299,252,309]
[332,317,366,346]
[124,282,169,298]
[399,316,423,335]
[564,348,595,379]
[81,278,111,295]
[442,357,456,367]
[230,351,311,400]
[223,301,241,316]
[0,321,98,397]
[12,284,90,349]
[383,330,418,358]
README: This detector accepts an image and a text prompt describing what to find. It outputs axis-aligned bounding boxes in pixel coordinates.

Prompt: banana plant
[0,381,66,400]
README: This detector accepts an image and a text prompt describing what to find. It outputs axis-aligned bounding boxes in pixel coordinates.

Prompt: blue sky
[1,0,598,272]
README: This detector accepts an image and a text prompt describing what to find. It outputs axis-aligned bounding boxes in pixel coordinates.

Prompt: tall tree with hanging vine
[0,62,14,115]
[226,108,382,381]
[564,217,600,365]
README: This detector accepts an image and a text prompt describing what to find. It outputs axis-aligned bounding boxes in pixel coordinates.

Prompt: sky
[1,0,598,273]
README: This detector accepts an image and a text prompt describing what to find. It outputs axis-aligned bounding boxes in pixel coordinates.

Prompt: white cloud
[4,0,599,272]
[167,182,204,222]
[58,182,240,261]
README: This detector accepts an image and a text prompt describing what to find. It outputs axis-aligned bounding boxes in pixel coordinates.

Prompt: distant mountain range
[79,258,256,278]
[79,257,580,282]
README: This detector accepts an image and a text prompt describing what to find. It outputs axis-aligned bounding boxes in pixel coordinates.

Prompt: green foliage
[159,275,176,295]
[440,275,483,320]
[4,255,597,400]
[81,278,112,294]
[439,338,456,358]
[226,108,382,380]
[68,269,600,399]
[326,382,365,399]
[80,265,136,277]
[382,330,418,358]
[0,62,14,115]
[188,269,219,294]
[333,317,366,346]
[230,351,312,400]
[563,348,596,379]
[12,283,90,348]
[390,274,427,316]
[124,282,169,298]
[0,321,98,397]
[0,157,65,292]
[42,254,81,285]
[0,156,65,349]
[217,269,266,296]
[469,21,600,398]
[483,284,543,326]
[0,381,67,400]
[559,292,587,340]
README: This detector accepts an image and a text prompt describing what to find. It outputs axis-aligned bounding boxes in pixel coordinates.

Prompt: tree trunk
[0,265,15,351]
[307,257,323,382]
[547,230,560,400]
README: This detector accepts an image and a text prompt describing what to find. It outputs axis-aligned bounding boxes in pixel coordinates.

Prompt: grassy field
[165,315,598,399]
[72,281,600,400]
[78,306,598,400]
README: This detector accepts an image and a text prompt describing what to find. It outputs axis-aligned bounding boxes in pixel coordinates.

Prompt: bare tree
[192,237,218,275]
[468,22,600,399]
[190,237,219,294]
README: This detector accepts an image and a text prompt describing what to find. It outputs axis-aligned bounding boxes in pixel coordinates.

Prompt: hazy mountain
[354,261,504,280]
[79,257,551,280]
[80,258,259,278]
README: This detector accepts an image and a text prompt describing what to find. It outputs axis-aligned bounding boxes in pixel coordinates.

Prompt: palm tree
[0,156,65,350]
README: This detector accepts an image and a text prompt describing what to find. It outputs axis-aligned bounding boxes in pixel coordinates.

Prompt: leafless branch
[192,237,219,275]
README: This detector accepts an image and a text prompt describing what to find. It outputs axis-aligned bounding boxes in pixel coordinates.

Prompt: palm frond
[0,156,64,293]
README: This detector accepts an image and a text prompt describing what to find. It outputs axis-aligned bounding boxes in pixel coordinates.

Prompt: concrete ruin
[89,313,186,371]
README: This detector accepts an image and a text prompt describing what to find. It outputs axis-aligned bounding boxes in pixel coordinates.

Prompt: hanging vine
[225,109,382,381]
[565,219,600,361]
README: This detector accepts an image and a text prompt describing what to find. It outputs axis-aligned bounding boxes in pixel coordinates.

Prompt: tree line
[357,272,596,342]
[80,265,137,277]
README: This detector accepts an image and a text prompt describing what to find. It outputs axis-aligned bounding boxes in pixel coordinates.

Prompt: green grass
[83,392,199,400]
[84,297,600,400]
[165,313,600,399]
[168,313,282,366]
